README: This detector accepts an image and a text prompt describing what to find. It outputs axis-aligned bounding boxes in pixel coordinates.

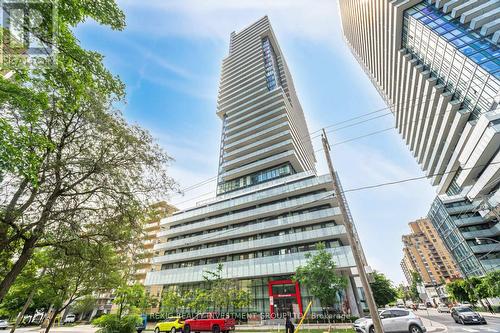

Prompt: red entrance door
[268,279,303,317]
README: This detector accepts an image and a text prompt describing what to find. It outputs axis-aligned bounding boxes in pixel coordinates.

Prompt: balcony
[145,246,355,286]
[153,226,347,265]
[160,191,334,238]
[462,223,500,239]
[470,243,500,254]
[454,215,484,227]
[155,207,342,251]
[161,173,331,226]
[481,258,500,272]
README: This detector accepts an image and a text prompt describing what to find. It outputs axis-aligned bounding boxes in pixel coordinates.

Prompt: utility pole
[321,129,384,333]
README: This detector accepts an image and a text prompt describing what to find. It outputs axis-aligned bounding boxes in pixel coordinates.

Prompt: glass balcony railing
[153,225,346,264]
[453,215,484,227]
[220,151,295,179]
[161,174,331,226]
[223,130,290,159]
[481,258,500,272]
[470,243,500,254]
[159,190,334,237]
[462,224,500,239]
[222,140,293,170]
[155,207,341,251]
[145,246,355,286]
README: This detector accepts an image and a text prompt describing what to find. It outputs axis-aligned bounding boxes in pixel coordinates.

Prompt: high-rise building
[400,218,460,286]
[145,16,365,317]
[338,0,499,276]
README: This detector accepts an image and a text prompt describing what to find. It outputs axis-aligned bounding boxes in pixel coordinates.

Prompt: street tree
[446,279,473,303]
[0,0,177,300]
[409,272,422,302]
[482,270,500,298]
[72,295,97,321]
[370,272,398,307]
[202,264,252,313]
[161,289,184,314]
[40,242,123,333]
[293,242,347,314]
[114,284,149,318]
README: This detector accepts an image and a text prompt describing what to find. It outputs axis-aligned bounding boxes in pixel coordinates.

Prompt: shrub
[93,314,142,333]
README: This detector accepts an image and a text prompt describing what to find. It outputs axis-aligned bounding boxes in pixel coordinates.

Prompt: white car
[0,320,8,330]
[64,314,76,324]
[353,308,426,333]
[417,304,427,310]
[437,304,450,313]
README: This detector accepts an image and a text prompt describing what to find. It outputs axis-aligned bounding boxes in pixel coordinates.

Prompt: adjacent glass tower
[338,0,499,277]
[146,16,364,317]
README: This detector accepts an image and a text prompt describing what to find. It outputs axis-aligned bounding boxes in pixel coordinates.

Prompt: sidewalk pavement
[420,317,447,333]
[477,311,500,319]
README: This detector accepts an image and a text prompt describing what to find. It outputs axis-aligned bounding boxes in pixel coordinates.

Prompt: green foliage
[482,270,500,298]
[293,243,347,309]
[93,314,142,333]
[72,295,97,317]
[0,251,50,319]
[0,0,178,301]
[161,289,184,313]
[370,272,398,307]
[114,284,154,318]
[188,264,253,312]
[409,272,422,302]
[446,279,473,303]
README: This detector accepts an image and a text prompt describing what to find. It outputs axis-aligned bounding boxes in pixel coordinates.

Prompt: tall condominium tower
[145,16,365,317]
[339,0,499,276]
[400,218,460,287]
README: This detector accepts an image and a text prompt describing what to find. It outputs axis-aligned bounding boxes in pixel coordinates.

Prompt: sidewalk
[420,317,447,333]
[477,311,500,319]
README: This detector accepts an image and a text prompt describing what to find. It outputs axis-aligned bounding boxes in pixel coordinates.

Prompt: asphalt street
[416,308,500,333]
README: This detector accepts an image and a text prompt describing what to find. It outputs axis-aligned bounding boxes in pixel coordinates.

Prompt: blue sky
[75,0,436,284]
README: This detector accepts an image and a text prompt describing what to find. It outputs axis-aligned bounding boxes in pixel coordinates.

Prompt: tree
[0,0,177,300]
[396,284,410,304]
[293,243,347,312]
[370,272,398,307]
[201,264,252,313]
[113,284,148,318]
[39,242,124,333]
[446,279,473,303]
[482,270,500,298]
[161,289,184,314]
[72,296,97,321]
[409,271,422,302]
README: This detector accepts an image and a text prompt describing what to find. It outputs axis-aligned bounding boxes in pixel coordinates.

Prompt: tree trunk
[0,237,37,301]
[10,288,36,333]
[44,308,61,333]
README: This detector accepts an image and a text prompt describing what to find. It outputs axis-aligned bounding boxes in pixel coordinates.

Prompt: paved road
[9,325,97,333]
[416,309,500,333]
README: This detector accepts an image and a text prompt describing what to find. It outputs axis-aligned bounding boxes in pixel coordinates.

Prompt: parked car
[437,304,450,313]
[451,307,487,325]
[0,320,8,330]
[353,308,426,333]
[63,314,76,324]
[154,317,185,333]
[184,313,236,333]
[417,304,427,310]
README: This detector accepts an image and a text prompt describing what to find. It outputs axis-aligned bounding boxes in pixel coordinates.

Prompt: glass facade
[403,3,499,118]
[262,37,282,91]
[217,163,293,195]
[161,275,346,317]
[428,197,485,276]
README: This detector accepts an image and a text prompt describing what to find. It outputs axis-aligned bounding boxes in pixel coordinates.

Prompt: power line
[171,93,440,198]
